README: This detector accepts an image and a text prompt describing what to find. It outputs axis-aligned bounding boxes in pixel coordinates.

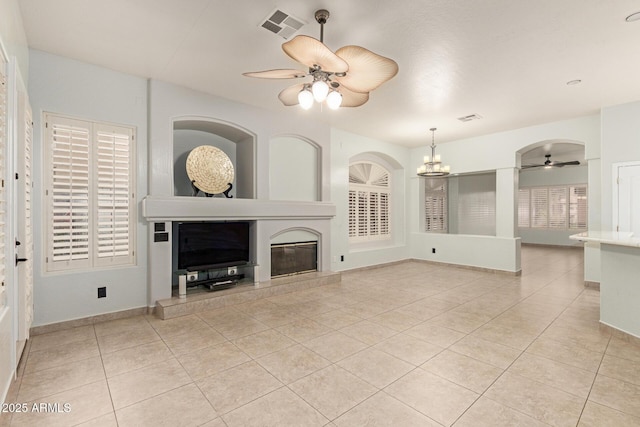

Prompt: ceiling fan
[522,154,581,169]
[243,9,399,110]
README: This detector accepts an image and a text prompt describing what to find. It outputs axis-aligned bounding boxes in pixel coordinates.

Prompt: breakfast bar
[570,231,640,338]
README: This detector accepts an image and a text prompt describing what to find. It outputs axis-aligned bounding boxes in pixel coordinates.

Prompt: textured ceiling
[17,0,640,147]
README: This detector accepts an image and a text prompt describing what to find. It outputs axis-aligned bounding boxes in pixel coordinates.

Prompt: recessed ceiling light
[566,79,582,86]
[625,11,640,22]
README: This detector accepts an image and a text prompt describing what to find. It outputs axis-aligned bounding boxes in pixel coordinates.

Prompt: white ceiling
[17,0,640,147]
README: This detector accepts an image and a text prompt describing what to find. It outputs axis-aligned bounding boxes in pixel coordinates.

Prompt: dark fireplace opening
[271,241,318,278]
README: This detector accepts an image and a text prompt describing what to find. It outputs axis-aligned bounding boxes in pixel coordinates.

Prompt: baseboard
[600,321,640,345]
[521,243,584,249]
[30,306,148,336]
[585,281,600,290]
[410,258,522,276]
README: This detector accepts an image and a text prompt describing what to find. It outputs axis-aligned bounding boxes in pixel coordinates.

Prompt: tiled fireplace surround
[142,196,337,319]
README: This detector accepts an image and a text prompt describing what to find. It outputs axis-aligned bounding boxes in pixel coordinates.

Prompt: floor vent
[260,9,306,39]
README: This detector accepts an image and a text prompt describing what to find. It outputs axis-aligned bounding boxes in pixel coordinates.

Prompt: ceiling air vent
[260,9,306,39]
[457,113,483,122]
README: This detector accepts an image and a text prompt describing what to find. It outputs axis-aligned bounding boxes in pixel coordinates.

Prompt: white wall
[331,128,410,271]
[28,50,149,326]
[601,101,640,231]
[270,136,318,202]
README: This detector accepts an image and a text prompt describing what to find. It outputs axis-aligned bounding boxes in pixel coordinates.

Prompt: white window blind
[569,185,588,229]
[0,60,6,306]
[531,187,549,228]
[548,186,568,228]
[425,179,447,232]
[45,114,135,272]
[519,185,587,230]
[518,188,530,228]
[348,162,391,242]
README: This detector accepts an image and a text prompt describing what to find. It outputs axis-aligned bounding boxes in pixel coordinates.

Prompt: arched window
[348,162,391,242]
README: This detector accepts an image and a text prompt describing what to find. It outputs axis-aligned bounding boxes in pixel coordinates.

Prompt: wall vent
[457,113,483,122]
[260,9,306,39]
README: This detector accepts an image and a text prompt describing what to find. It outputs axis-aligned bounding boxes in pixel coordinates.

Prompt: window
[519,185,587,229]
[44,113,136,272]
[425,179,447,232]
[348,162,391,242]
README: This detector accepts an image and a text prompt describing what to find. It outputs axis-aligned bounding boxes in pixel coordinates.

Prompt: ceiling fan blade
[521,164,544,169]
[340,86,370,107]
[334,45,399,93]
[243,69,307,79]
[554,160,581,167]
[282,35,349,73]
[278,83,305,106]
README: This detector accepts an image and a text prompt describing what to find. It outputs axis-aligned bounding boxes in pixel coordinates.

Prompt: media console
[175,263,257,298]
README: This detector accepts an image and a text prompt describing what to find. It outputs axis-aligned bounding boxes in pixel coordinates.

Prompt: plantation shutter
[531,187,548,228]
[548,186,568,228]
[0,61,6,305]
[380,192,390,235]
[357,190,368,237]
[569,185,588,229]
[518,188,530,228]
[45,113,135,272]
[48,117,91,270]
[425,179,447,232]
[94,124,133,265]
[348,190,357,237]
[348,162,391,242]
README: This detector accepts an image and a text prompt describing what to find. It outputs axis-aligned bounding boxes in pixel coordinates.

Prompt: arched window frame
[348,161,392,243]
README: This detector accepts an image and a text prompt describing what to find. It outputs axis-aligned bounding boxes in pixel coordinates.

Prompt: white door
[15,88,33,360]
[615,162,640,235]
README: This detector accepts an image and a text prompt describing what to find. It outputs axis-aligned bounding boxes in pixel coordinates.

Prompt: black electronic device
[175,221,250,271]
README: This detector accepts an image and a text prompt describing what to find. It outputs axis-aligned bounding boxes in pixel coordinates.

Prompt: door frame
[612,161,640,233]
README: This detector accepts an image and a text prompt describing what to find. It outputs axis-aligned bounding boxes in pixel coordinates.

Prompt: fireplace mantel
[142,196,336,221]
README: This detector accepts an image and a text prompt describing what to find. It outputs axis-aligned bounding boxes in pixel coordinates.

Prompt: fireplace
[271,241,318,278]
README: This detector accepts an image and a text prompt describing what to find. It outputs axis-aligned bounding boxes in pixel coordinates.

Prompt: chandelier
[417,128,450,177]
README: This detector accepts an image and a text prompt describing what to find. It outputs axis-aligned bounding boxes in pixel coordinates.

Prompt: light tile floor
[3,246,640,426]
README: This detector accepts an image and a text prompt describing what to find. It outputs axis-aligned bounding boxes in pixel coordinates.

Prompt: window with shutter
[569,185,588,229]
[548,186,568,228]
[44,113,135,272]
[0,58,6,306]
[425,179,447,232]
[518,188,530,228]
[519,184,587,230]
[531,187,549,228]
[348,162,391,242]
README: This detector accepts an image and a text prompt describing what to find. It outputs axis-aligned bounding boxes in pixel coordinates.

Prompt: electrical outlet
[98,287,106,298]
[227,266,238,276]
[432,248,436,254]
[340,255,344,262]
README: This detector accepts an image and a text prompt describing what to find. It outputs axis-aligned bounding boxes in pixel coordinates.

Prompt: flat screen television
[175,221,250,271]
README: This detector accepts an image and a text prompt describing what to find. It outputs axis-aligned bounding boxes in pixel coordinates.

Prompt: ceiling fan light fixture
[298,87,314,109]
[312,79,329,102]
[326,90,342,109]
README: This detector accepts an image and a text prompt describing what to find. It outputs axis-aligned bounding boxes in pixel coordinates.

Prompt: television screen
[176,221,250,271]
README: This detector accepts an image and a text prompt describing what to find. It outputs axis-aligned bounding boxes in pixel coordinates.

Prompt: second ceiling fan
[522,154,581,169]
[243,9,399,110]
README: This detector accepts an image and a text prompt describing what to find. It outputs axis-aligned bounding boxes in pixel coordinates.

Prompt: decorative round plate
[186,145,234,194]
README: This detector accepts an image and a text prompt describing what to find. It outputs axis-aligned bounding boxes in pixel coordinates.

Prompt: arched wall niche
[269,134,321,202]
[173,117,256,199]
